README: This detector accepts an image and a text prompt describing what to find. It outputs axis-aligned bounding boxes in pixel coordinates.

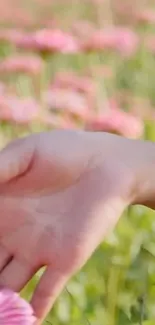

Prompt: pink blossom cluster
[0,93,39,124]
[0,26,140,57]
[0,64,146,138]
[86,105,143,138]
[0,29,79,54]
[83,27,139,57]
[0,54,43,75]
[0,0,154,140]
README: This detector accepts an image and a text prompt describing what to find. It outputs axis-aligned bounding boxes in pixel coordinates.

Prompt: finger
[0,244,12,271]
[0,136,35,183]
[0,257,35,291]
[31,266,70,323]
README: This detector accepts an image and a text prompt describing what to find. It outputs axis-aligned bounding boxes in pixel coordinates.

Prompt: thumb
[31,266,70,324]
[0,136,35,183]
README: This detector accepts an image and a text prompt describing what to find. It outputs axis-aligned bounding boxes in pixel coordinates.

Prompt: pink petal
[0,289,36,325]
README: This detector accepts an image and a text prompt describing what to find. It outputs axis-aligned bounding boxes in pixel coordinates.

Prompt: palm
[0,130,134,323]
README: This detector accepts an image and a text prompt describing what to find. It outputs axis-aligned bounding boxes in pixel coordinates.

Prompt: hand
[0,130,149,323]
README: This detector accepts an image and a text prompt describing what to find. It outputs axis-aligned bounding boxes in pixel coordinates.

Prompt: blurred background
[0,0,155,324]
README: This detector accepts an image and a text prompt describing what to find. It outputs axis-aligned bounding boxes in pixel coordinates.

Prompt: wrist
[131,139,155,209]
[88,132,155,209]
[87,132,138,204]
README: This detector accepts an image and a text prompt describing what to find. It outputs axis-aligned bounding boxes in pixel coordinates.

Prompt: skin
[0,129,154,323]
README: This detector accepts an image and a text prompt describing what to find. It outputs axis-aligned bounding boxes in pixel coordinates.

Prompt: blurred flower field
[1,0,155,324]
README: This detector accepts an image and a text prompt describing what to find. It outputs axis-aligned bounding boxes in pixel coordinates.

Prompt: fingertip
[0,136,35,183]
[31,266,69,323]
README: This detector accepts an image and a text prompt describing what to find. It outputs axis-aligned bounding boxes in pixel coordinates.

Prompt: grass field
[0,1,155,324]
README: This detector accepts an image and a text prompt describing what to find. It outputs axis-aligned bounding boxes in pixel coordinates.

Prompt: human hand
[0,130,151,324]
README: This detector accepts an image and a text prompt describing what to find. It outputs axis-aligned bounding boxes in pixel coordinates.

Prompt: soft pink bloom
[135,9,155,24]
[11,31,37,49]
[0,288,36,324]
[114,28,139,56]
[52,72,94,95]
[33,29,79,53]
[83,27,139,57]
[0,29,34,49]
[0,55,43,75]
[44,88,89,119]
[0,95,39,124]
[14,29,79,53]
[86,107,144,138]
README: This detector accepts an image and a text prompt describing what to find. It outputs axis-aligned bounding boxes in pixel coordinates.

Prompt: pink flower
[0,55,43,75]
[0,288,36,324]
[135,9,155,24]
[11,31,37,49]
[86,107,144,139]
[52,72,94,95]
[33,29,79,53]
[0,29,34,49]
[44,88,89,119]
[0,96,39,124]
[13,29,79,53]
[83,27,138,57]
